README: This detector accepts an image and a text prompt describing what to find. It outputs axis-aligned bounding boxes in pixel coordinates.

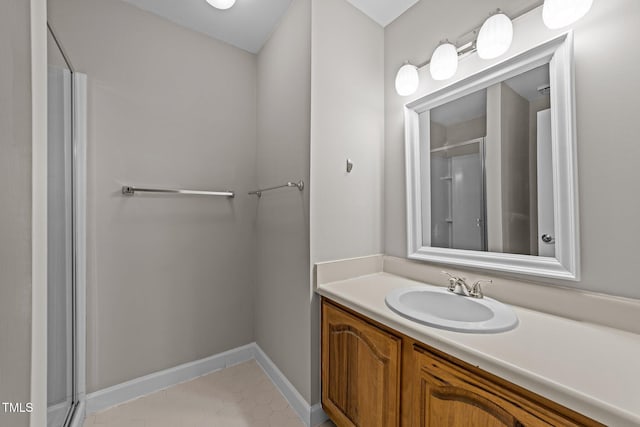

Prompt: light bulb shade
[477,13,513,59]
[542,0,593,29]
[395,64,420,96]
[430,42,458,81]
[206,0,236,10]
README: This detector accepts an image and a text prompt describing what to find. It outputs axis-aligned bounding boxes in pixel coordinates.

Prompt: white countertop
[316,272,640,427]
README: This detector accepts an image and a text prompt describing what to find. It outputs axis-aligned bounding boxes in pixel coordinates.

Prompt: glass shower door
[47,28,75,427]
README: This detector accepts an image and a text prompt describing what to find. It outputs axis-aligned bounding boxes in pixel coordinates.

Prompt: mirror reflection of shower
[424,89,487,252]
[421,63,555,257]
[430,138,486,251]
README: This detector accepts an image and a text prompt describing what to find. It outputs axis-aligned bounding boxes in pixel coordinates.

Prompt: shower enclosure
[422,88,489,253]
[47,25,86,427]
[429,138,487,251]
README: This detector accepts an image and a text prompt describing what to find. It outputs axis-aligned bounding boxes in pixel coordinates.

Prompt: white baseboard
[310,403,329,426]
[253,345,328,427]
[85,343,255,414]
[84,343,328,426]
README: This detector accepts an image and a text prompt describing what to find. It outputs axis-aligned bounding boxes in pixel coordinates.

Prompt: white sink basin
[385,285,518,333]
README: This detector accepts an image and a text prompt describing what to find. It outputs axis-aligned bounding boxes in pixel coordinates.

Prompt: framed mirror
[404,33,579,280]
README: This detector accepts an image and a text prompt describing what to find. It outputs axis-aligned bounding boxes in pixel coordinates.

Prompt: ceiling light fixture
[206,0,236,10]
[430,41,458,81]
[395,63,420,97]
[542,0,593,29]
[477,11,513,59]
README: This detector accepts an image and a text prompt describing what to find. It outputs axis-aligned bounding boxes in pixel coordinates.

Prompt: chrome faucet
[443,271,471,296]
[442,271,492,299]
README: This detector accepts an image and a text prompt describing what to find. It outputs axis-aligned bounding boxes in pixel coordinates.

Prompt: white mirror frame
[404,32,580,280]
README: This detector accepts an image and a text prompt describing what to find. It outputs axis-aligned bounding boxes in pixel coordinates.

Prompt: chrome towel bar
[122,186,235,198]
[248,180,304,198]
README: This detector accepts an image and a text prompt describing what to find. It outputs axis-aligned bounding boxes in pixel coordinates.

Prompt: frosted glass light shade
[206,0,236,10]
[430,42,458,81]
[477,13,513,59]
[395,64,420,96]
[542,0,593,29]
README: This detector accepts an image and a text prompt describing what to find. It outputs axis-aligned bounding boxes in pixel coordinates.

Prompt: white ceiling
[346,0,420,27]
[121,0,418,54]
[121,0,294,53]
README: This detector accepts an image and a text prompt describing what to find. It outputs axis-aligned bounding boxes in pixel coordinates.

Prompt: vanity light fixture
[394,1,594,95]
[206,0,236,10]
[477,11,513,59]
[430,41,458,81]
[542,0,593,29]
[395,63,420,96]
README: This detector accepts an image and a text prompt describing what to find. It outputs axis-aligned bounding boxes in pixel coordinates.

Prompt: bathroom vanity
[322,298,600,427]
[315,256,640,427]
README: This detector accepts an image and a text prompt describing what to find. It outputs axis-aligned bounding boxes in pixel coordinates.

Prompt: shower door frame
[42,21,88,427]
[47,71,88,427]
[67,71,87,427]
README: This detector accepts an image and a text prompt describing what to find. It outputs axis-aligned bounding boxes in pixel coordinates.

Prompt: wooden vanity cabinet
[321,298,603,427]
[410,345,599,427]
[321,300,402,427]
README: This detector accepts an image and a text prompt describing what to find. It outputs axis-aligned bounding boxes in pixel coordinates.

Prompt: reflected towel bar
[122,186,235,198]
[248,180,304,198]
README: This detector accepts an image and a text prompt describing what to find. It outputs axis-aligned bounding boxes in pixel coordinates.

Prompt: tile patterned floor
[83,360,336,427]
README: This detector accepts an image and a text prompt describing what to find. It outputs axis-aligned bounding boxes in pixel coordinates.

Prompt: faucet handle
[441,271,466,280]
[442,271,467,292]
[442,271,458,290]
[470,279,492,299]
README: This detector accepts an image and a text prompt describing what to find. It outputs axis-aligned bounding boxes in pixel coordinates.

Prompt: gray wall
[310,0,384,403]
[445,116,486,145]
[499,82,531,255]
[486,84,504,253]
[486,83,531,255]
[0,0,32,426]
[255,0,313,404]
[385,0,640,299]
[310,0,385,264]
[255,0,385,406]
[48,0,258,392]
[46,0,384,407]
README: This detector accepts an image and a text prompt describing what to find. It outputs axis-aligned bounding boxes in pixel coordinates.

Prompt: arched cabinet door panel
[321,301,401,427]
[412,345,589,427]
